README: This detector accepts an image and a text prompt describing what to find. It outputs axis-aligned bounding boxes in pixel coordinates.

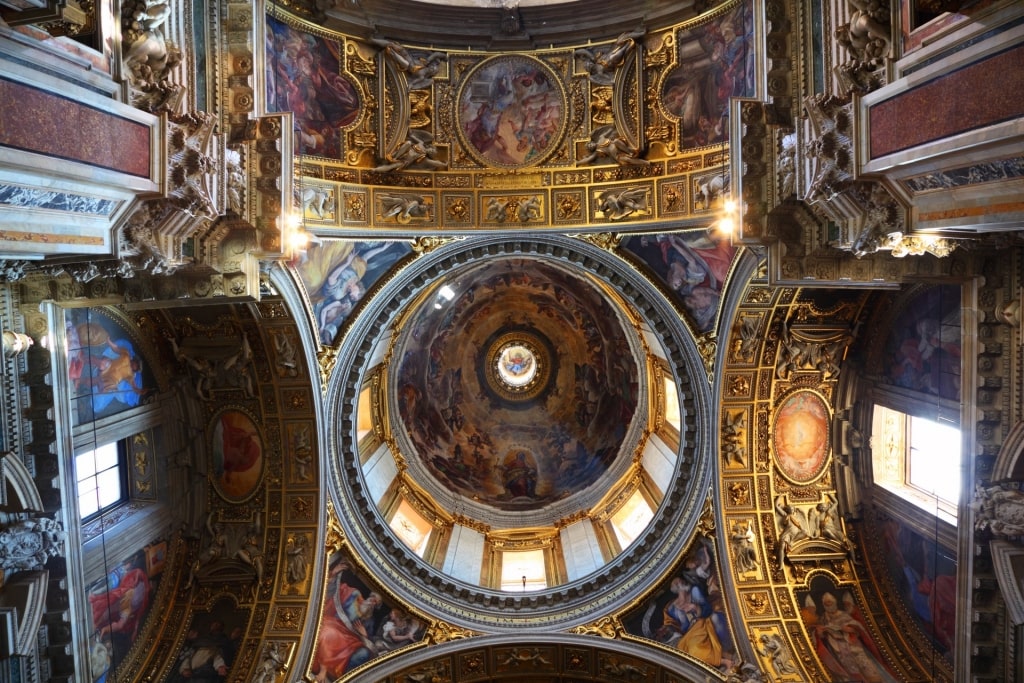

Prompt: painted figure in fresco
[217,412,261,484]
[647,539,734,671]
[299,241,406,343]
[376,609,422,651]
[459,59,562,166]
[87,552,156,682]
[884,286,961,399]
[809,592,900,683]
[501,450,538,499]
[623,232,734,333]
[881,519,956,652]
[89,558,151,644]
[67,315,153,423]
[312,557,383,681]
[171,620,235,683]
[265,16,359,158]
[658,577,730,668]
[661,4,753,147]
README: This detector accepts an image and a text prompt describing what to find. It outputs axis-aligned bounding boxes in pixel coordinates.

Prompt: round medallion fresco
[457,55,566,168]
[483,330,552,402]
[393,258,639,513]
[210,408,264,502]
[772,390,830,483]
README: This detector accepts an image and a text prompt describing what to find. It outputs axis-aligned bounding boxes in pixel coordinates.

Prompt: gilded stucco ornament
[324,501,346,555]
[730,519,759,575]
[379,193,432,224]
[317,345,339,391]
[0,261,28,282]
[410,235,461,254]
[696,333,716,380]
[169,333,255,401]
[569,232,614,250]
[570,615,622,639]
[424,621,477,644]
[724,661,765,683]
[695,490,716,537]
[722,409,748,467]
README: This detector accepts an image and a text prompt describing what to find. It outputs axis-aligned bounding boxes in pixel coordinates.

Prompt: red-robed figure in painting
[219,413,260,482]
[90,560,151,641]
[311,558,382,682]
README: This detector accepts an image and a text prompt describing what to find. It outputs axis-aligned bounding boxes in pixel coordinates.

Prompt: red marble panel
[0,78,150,178]
[869,44,1024,159]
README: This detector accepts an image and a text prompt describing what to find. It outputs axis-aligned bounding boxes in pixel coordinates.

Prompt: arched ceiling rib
[320,0,706,48]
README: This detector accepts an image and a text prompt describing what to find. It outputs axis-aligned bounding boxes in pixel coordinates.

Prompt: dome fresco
[393,256,641,516]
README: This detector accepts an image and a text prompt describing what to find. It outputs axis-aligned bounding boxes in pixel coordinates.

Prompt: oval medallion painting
[211,409,264,501]
[772,390,830,483]
[457,55,566,168]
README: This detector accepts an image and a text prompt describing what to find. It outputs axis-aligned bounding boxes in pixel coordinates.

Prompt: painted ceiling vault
[0,0,1022,682]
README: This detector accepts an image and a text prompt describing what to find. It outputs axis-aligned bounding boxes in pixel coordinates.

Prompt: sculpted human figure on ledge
[372,130,447,173]
[0,516,64,573]
[836,0,891,65]
[775,494,809,567]
[575,29,645,85]
[370,38,446,90]
[975,483,1024,536]
[578,125,649,167]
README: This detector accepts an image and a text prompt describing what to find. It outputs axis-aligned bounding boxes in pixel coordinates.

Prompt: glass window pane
[76,439,126,519]
[663,377,681,430]
[76,451,97,479]
[908,416,960,509]
[95,469,123,508]
[79,490,99,518]
[500,549,547,592]
[94,442,120,470]
[611,490,654,549]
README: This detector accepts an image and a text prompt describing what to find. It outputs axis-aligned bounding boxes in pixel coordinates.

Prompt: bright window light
[76,441,124,519]
[611,489,654,549]
[663,376,681,431]
[871,405,959,522]
[908,416,961,506]
[357,385,374,444]
[500,549,547,592]
[389,500,433,557]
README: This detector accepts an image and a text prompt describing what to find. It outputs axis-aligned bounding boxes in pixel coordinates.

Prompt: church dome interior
[0,0,1023,681]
